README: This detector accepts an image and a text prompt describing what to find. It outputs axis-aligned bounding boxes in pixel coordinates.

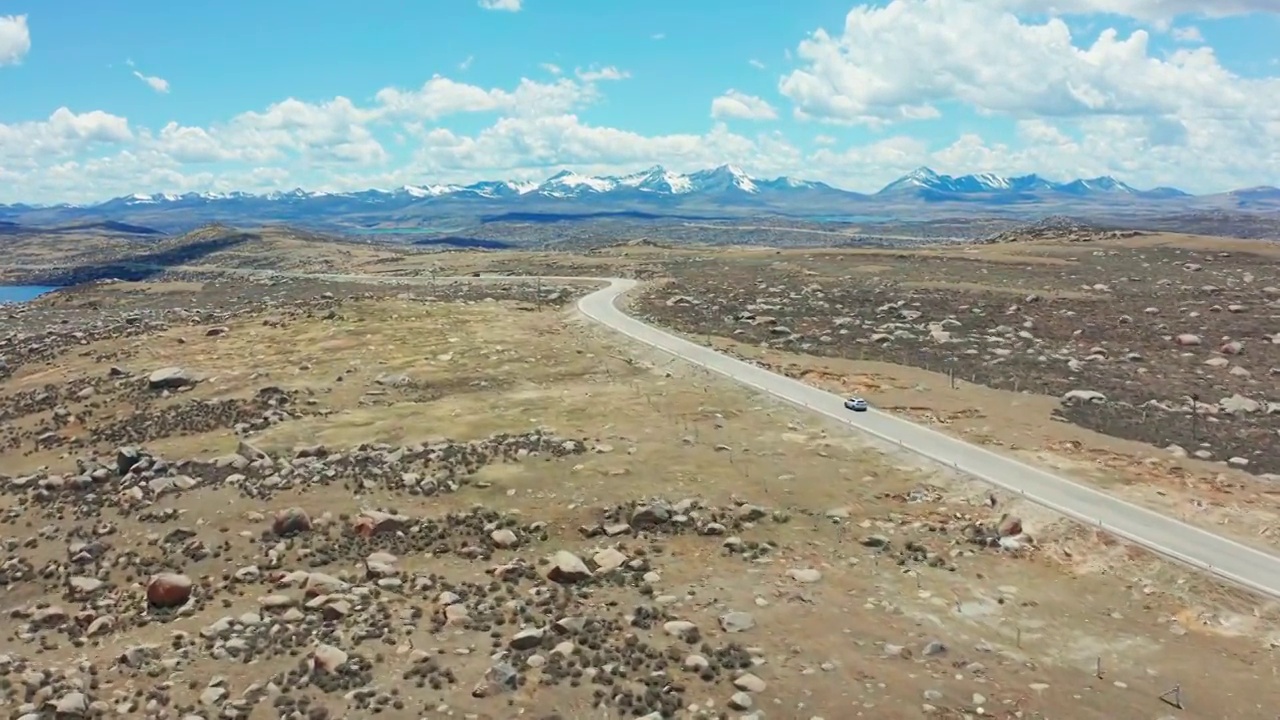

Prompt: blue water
[807,214,893,223]
[0,285,59,303]
[357,227,457,234]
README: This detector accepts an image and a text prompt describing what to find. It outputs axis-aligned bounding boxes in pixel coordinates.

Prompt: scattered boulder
[147,366,198,390]
[146,573,193,608]
[272,507,312,536]
[1061,389,1106,405]
[546,550,592,584]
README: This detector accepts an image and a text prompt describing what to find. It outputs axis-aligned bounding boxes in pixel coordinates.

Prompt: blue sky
[1,1,1278,203]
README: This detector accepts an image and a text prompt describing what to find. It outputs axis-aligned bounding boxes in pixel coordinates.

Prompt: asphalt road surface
[576,277,1280,600]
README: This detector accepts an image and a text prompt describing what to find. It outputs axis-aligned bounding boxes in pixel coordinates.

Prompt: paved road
[574,278,1280,600]
[15,265,1280,598]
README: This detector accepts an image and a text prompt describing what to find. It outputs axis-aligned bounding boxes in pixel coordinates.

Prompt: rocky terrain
[977,217,1148,245]
[637,236,1280,478]
[3,238,1280,718]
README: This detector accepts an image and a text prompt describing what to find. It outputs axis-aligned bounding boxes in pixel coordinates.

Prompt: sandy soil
[2,232,1279,718]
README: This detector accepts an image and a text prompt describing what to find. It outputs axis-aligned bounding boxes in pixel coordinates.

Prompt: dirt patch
[637,243,1280,477]
[3,245,1280,719]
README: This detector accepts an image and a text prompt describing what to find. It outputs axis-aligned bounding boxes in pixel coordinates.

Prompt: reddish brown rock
[146,573,193,608]
[996,515,1023,537]
[272,507,312,536]
[352,510,409,538]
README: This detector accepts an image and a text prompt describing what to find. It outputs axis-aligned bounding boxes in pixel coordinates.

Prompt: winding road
[16,265,1280,598]
[572,278,1280,600]
[296,270,1280,599]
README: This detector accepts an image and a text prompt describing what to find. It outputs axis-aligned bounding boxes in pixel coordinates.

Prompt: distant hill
[60,220,165,235]
[1,165,1274,234]
[0,219,163,237]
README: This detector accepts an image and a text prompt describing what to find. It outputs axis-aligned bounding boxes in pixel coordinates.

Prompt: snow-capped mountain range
[97,164,823,207]
[15,165,1182,209]
[2,165,1275,233]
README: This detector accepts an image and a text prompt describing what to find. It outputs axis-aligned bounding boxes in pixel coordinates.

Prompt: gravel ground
[636,241,1280,475]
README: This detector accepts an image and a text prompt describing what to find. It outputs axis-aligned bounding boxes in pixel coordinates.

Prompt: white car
[844,397,869,412]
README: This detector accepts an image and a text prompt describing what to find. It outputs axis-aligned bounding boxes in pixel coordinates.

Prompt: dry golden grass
[1,278,1279,718]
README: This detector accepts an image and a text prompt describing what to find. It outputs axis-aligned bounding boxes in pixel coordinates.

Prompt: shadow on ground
[12,232,257,286]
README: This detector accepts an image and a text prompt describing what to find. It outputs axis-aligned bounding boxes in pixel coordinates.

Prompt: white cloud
[375,75,597,119]
[540,62,562,75]
[574,65,629,82]
[132,70,170,94]
[994,0,1279,23]
[3,2,1280,204]
[459,55,474,71]
[748,59,766,69]
[0,14,31,66]
[0,108,133,163]
[785,1,1233,124]
[710,90,779,121]
[1171,25,1203,42]
[478,0,522,11]
[769,0,1280,191]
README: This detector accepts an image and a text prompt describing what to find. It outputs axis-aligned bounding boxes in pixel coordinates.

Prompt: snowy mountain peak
[1055,176,1136,195]
[83,165,1178,212]
[400,184,463,198]
[537,169,616,196]
[879,169,1143,196]
[880,167,943,193]
[690,164,758,193]
[616,165,693,194]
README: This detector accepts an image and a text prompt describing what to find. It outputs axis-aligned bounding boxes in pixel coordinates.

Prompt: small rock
[786,568,822,583]
[146,573,192,608]
[719,611,755,633]
[311,644,348,674]
[546,551,592,584]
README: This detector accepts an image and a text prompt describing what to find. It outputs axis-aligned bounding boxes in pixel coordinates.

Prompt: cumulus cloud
[2,1,1280,204]
[773,0,1280,190]
[779,0,1279,124]
[710,90,778,121]
[375,75,597,119]
[0,14,31,66]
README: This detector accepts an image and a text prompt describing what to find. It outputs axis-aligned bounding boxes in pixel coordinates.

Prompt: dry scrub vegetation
[1,231,1279,718]
[0,265,1274,717]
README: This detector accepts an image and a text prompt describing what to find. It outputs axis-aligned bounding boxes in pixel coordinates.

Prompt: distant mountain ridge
[2,165,1276,234]
[7,164,1203,208]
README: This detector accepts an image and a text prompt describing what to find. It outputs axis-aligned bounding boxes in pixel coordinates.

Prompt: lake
[354,227,462,234]
[0,285,60,304]
[806,214,893,223]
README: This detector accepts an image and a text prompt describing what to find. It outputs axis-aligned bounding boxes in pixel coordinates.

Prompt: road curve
[69,266,1280,598]
[573,277,1280,600]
